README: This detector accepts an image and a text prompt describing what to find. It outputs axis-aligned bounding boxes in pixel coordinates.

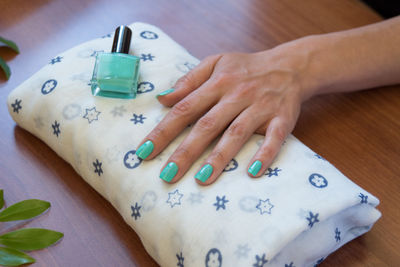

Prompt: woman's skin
[136,16,400,185]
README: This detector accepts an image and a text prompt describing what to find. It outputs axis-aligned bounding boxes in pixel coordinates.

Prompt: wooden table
[1,0,399,266]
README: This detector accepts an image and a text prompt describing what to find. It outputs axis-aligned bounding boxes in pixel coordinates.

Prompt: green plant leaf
[0,199,50,222]
[0,246,35,266]
[0,228,63,251]
[0,190,4,209]
[0,56,11,80]
[0,37,20,53]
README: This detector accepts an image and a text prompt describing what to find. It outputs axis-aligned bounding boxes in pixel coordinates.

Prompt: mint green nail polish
[90,26,140,99]
[248,160,262,176]
[156,88,174,97]
[160,162,178,182]
[195,164,213,182]
[136,140,154,159]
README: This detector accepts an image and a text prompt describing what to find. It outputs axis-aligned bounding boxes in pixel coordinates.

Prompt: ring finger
[195,104,270,185]
[159,98,249,183]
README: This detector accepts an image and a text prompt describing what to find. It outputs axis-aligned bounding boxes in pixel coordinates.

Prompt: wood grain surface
[0,0,399,266]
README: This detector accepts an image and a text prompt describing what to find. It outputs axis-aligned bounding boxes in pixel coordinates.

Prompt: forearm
[278,16,400,100]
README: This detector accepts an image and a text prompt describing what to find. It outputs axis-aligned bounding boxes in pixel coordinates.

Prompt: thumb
[156,54,222,107]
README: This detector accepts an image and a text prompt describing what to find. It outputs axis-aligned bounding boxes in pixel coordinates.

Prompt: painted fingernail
[156,88,174,97]
[195,164,213,182]
[136,140,154,159]
[248,160,262,176]
[160,162,178,182]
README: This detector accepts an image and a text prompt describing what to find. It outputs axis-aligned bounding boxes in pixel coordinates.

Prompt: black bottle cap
[111,25,132,54]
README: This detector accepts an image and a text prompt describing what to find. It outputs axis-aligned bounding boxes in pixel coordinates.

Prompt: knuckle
[175,72,195,88]
[261,146,275,160]
[173,146,193,161]
[239,80,260,97]
[226,122,247,140]
[232,85,252,101]
[196,116,219,133]
[257,97,276,110]
[274,122,288,141]
[150,126,169,140]
[171,99,192,117]
[211,72,232,87]
[210,149,227,163]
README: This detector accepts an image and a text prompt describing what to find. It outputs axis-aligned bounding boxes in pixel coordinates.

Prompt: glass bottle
[91,25,140,99]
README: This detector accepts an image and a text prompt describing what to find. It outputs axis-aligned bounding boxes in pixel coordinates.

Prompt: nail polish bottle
[91,25,140,99]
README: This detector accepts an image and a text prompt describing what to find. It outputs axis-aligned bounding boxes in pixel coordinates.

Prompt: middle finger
[159,98,248,183]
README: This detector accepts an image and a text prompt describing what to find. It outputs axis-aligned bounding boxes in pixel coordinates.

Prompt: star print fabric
[7,22,381,267]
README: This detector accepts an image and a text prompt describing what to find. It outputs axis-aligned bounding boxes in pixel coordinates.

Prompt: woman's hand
[135,16,400,185]
[135,40,316,185]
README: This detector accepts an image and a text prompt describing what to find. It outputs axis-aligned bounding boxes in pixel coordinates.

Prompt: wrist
[270,35,325,102]
[277,17,400,101]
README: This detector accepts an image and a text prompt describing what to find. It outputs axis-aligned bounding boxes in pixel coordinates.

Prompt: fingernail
[136,140,154,159]
[160,162,178,182]
[248,160,262,176]
[195,164,213,182]
[156,88,174,97]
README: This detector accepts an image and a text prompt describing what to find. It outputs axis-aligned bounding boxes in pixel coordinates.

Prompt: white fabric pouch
[7,22,381,267]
